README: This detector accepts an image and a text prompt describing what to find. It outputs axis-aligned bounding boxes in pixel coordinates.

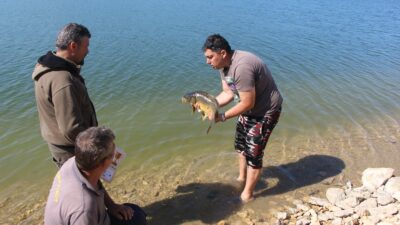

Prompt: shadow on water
[143,182,242,225]
[143,154,345,225]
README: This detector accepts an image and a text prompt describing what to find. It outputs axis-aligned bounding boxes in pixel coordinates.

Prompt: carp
[182,91,219,134]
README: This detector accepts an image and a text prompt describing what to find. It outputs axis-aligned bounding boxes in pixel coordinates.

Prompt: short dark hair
[202,34,233,53]
[75,127,115,171]
[56,23,91,50]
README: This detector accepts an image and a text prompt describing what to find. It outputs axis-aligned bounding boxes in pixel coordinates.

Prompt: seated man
[44,127,147,225]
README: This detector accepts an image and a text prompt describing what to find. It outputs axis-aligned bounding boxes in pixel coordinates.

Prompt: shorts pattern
[234,109,281,168]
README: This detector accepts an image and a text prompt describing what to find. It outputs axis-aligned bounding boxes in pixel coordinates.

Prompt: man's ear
[221,49,227,58]
[69,41,78,51]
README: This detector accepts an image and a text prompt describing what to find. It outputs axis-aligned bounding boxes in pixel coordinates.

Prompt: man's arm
[215,79,234,107]
[220,88,255,121]
[104,189,134,221]
[53,85,86,144]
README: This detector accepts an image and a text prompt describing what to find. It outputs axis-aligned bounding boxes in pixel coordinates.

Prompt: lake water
[0,0,399,224]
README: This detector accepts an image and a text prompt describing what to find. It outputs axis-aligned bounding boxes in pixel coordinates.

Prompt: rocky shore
[273,168,400,225]
[2,167,400,225]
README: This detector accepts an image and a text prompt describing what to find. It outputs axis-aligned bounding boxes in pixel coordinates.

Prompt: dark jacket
[32,51,98,146]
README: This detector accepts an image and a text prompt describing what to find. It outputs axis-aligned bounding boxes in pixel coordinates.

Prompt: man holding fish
[202,34,283,202]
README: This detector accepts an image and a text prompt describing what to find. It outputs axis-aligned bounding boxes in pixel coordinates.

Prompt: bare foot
[240,193,255,203]
[236,177,245,183]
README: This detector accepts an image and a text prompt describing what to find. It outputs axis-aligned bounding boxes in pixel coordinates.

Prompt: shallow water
[0,0,399,224]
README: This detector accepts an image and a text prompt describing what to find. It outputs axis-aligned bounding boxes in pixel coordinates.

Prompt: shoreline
[0,154,377,225]
[0,120,398,224]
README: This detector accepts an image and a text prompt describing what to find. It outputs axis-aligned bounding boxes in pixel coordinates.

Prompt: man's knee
[109,203,147,225]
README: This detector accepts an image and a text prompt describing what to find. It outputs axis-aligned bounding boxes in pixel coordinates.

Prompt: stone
[392,191,400,201]
[309,209,318,221]
[318,212,334,222]
[295,218,310,225]
[362,168,394,191]
[327,205,343,212]
[376,191,394,206]
[277,212,288,220]
[384,177,400,194]
[354,198,377,216]
[307,196,332,208]
[347,187,371,199]
[326,188,346,205]
[368,203,398,220]
[359,216,376,225]
[296,204,310,212]
[333,209,354,218]
[335,196,362,209]
[331,218,342,225]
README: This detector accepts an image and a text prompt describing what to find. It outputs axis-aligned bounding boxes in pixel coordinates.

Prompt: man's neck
[223,52,234,70]
[55,50,78,65]
[80,169,102,188]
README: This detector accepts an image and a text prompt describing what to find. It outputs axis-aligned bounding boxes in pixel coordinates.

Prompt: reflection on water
[0,0,399,223]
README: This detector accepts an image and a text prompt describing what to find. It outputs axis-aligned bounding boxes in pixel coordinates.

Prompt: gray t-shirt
[44,157,110,225]
[220,50,283,117]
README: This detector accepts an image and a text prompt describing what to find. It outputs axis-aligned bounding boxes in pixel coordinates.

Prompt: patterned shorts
[234,108,281,168]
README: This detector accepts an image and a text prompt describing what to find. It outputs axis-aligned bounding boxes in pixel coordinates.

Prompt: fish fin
[206,120,215,134]
[206,124,212,134]
[191,105,196,113]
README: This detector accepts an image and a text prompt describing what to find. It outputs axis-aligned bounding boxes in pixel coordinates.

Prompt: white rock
[318,212,334,221]
[327,205,343,212]
[331,218,342,225]
[355,198,377,216]
[296,203,310,212]
[362,168,394,191]
[296,218,310,225]
[359,216,376,225]
[326,188,346,204]
[368,203,399,220]
[392,191,400,202]
[309,209,318,222]
[333,209,354,218]
[276,212,288,220]
[377,222,394,225]
[385,177,400,194]
[343,216,356,225]
[377,191,394,206]
[348,186,371,199]
[307,196,332,208]
[336,196,362,209]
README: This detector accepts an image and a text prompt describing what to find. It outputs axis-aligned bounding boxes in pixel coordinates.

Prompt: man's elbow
[242,101,255,112]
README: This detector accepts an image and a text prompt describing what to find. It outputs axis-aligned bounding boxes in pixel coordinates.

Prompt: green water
[0,0,399,223]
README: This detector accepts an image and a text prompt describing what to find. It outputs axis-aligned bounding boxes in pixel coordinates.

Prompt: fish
[182,91,219,134]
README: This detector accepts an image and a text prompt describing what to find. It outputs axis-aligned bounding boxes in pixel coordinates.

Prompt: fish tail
[206,124,212,134]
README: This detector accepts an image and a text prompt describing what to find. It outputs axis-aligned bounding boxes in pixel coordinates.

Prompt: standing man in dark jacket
[32,23,98,168]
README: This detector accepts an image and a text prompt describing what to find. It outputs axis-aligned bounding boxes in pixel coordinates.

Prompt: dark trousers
[47,143,75,168]
[109,204,147,225]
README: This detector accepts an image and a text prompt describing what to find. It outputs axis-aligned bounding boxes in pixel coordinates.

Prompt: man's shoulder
[234,50,262,63]
[35,67,77,92]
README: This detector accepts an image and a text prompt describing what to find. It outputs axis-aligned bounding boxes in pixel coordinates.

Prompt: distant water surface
[0,0,399,223]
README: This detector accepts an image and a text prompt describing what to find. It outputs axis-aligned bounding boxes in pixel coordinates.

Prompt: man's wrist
[220,112,226,122]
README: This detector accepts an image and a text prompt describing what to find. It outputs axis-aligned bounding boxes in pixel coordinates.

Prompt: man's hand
[215,112,226,123]
[108,203,134,221]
